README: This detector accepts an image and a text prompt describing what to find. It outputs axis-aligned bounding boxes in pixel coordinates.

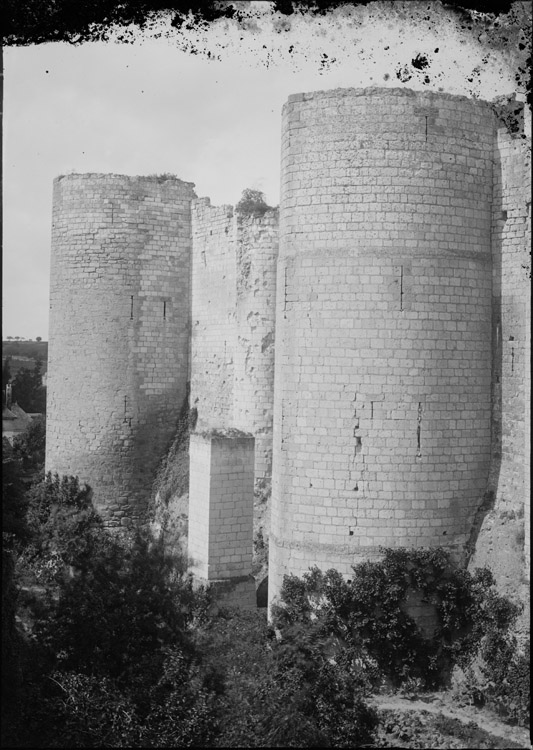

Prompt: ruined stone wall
[46,173,195,526]
[233,209,278,497]
[188,203,277,604]
[190,199,236,430]
[470,105,531,592]
[190,202,278,496]
[45,88,529,614]
[269,88,495,605]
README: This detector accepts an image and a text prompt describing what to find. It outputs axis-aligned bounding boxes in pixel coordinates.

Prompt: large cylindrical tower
[269,88,495,604]
[46,173,196,527]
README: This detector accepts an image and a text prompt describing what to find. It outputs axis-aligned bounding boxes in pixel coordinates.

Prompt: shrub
[33,531,199,681]
[7,472,216,747]
[19,472,102,584]
[235,188,272,217]
[12,414,46,479]
[478,636,530,726]
[29,671,140,748]
[196,608,378,747]
[272,548,521,690]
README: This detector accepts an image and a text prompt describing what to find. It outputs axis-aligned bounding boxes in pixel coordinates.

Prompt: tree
[11,360,46,413]
[13,415,46,483]
[235,188,272,217]
[2,357,12,394]
[4,472,215,748]
[36,337,42,342]
[272,549,522,691]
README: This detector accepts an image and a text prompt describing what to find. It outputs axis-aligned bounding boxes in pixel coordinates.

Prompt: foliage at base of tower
[5,467,379,747]
[479,635,530,726]
[3,471,216,748]
[453,634,530,727]
[195,608,378,748]
[271,548,523,693]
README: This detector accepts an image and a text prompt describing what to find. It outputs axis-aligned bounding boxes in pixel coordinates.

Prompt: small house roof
[2,406,17,421]
[9,403,32,423]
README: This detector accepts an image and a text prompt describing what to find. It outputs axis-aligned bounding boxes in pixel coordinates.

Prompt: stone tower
[44,89,529,612]
[269,88,495,605]
[46,173,196,526]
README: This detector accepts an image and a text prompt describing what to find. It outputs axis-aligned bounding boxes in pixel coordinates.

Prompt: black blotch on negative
[412,53,429,70]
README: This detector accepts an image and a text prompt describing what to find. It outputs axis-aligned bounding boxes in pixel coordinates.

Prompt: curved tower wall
[46,173,196,526]
[269,88,495,604]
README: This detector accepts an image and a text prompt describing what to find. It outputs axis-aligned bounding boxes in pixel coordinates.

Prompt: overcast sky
[2,2,526,340]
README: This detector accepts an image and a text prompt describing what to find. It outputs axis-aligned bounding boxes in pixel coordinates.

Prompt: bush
[12,414,46,481]
[11,358,46,412]
[19,473,102,584]
[32,530,199,682]
[271,548,521,690]
[6,472,216,747]
[195,608,378,747]
[33,649,216,748]
[478,636,530,726]
[235,188,272,217]
[29,671,140,748]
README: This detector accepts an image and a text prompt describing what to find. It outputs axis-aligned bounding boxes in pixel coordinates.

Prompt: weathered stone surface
[46,173,196,525]
[45,89,530,616]
[269,88,496,606]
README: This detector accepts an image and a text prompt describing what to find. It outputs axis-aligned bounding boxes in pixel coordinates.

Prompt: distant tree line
[5,336,43,341]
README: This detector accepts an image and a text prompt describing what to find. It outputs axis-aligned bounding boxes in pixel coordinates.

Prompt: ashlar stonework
[45,88,531,609]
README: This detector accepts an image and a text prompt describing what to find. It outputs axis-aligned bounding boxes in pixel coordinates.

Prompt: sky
[2,1,528,340]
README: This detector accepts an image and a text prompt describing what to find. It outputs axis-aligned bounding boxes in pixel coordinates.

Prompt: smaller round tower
[46,173,196,526]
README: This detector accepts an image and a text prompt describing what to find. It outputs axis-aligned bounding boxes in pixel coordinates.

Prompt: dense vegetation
[8,360,47,413]
[2,421,529,747]
[3,340,47,413]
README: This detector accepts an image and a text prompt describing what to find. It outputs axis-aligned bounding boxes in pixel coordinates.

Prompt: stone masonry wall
[190,202,278,543]
[269,88,495,606]
[190,198,236,430]
[470,104,531,594]
[46,173,195,525]
[233,209,278,500]
[188,433,255,580]
[46,88,529,617]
